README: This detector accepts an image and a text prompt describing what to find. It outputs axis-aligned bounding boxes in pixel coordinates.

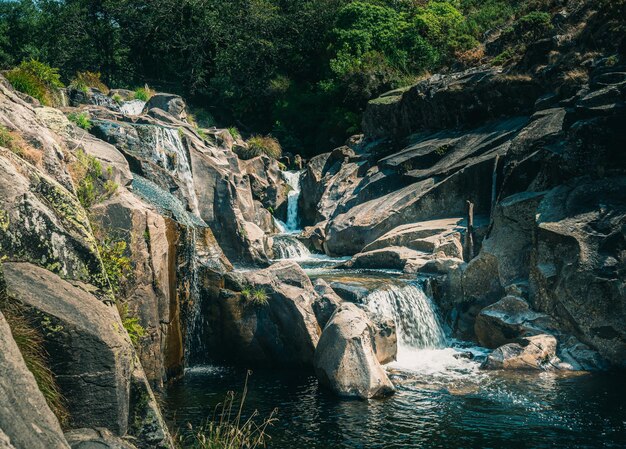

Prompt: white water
[283,170,303,232]
[120,99,146,116]
[272,235,311,260]
[365,283,483,378]
[154,127,200,216]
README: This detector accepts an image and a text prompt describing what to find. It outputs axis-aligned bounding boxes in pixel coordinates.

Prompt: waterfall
[272,235,311,260]
[153,126,200,216]
[366,283,447,350]
[120,99,146,116]
[282,170,303,232]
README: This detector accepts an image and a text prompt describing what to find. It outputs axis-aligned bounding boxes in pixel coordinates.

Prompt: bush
[5,60,63,106]
[67,112,92,130]
[117,303,145,345]
[514,11,553,42]
[70,71,109,94]
[238,136,282,160]
[0,125,43,166]
[69,149,118,209]
[0,293,69,426]
[134,86,155,101]
[179,371,276,449]
[228,127,241,140]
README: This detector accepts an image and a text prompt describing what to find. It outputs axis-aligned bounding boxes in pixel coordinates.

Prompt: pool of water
[164,354,626,449]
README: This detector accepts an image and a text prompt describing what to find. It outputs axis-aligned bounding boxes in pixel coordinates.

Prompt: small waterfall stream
[366,283,447,351]
[272,235,311,260]
[283,170,304,232]
[120,99,146,116]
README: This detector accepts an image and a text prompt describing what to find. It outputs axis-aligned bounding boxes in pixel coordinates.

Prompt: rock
[344,246,429,271]
[0,311,71,449]
[557,336,609,371]
[314,303,395,399]
[474,296,555,349]
[2,263,172,448]
[143,94,187,121]
[363,68,542,141]
[370,315,397,365]
[481,334,558,370]
[312,279,342,329]
[530,178,626,368]
[65,428,137,449]
[206,261,320,366]
[300,222,327,253]
[68,88,119,111]
[240,155,288,217]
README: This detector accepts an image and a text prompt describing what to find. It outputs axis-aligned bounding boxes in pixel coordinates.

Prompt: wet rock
[474,296,554,349]
[314,303,395,399]
[68,87,119,111]
[65,428,137,449]
[240,155,288,218]
[370,315,397,365]
[0,311,70,449]
[481,334,558,370]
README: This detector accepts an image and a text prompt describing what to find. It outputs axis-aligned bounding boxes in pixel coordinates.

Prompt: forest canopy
[0,0,533,155]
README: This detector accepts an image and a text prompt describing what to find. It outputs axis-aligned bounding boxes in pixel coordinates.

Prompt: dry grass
[238,136,282,160]
[455,46,486,66]
[70,71,109,94]
[0,125,43,166]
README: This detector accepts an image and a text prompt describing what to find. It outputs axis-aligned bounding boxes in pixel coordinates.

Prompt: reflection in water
[165,366,626,449]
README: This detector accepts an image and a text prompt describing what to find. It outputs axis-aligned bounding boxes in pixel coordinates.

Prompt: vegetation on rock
[67,111,92,130]
[239,136,282,160]
[0,125,42,166]
[5,59,63,106]
[69,70,109,94]
[69,149,118,209]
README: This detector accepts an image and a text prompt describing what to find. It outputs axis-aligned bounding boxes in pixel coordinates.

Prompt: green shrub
[0,294,69,426]
[179,371,276,449]
[69,149,118,209]
[238,135,282,160]
[228,127,241,140]
[97,235,132,295]
[492,48,517,66]
[5,60,64,106]
[134,86,154,101]
[67,112,92,130]
[70,71,109,94]
[118,303,145,345]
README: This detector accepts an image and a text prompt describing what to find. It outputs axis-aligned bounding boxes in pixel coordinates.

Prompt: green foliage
[241,286,269,307]
[228,127,241,141]
[513,11,553,42]
[67,112,92,130]
[70,149,118,209]
[134,86,154,101]
[0,294,69,426]
[97,236,131,295]
[70,71,109,94]
[5,59,63,106]
[118,303,145,346]
[238,136,282,160]
[179,371,276,449]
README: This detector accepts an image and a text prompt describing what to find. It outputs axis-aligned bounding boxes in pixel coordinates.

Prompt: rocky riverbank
[0,0,625,448]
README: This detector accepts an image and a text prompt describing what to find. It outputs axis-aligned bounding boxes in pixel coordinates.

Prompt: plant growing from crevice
[117,303,145,346]
[236,136,282,160]
[241,286,269,307]
[69,149,118,209]
[97,234,132,296]
[178,370,277,449]
[134,85,155,101]
[67,112,93,130]
[0,289,69,427]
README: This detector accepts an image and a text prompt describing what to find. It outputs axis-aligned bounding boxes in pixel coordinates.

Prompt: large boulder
[314,303,395,399]
[143,94,187,121]
[239,155,288,218]
[474,296,555,349]
[481,334,558,370]
[2,263,173,447]
[0,311,70,449]
[530,178,626,367]
[343,246,429,271]
[205,261,321,366]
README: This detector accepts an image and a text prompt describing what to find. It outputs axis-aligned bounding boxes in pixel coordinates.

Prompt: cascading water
[283,170,304,232]
[272,235,311,260]
[120,99,146,116]
[366,283,447,351]
[154,126,200,216]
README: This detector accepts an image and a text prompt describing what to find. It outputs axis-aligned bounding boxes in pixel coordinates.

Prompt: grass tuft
[237,136,282,160]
